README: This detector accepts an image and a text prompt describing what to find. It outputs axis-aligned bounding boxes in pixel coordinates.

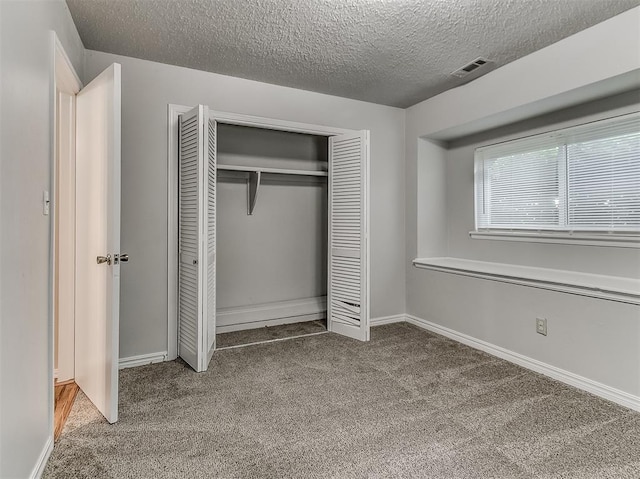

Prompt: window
[474,112,640,236]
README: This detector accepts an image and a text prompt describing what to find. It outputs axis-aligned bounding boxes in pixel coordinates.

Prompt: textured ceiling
[66,0,640,108]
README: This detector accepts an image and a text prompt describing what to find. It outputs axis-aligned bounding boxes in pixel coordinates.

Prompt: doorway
[52,36,82,437]
[51,34,123,436]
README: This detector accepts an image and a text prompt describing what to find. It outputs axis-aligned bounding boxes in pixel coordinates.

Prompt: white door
[328,131,370,341]
[178,105,216,372]
[74,63,122,423]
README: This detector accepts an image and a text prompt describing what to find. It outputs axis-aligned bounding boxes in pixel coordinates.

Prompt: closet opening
[169,103,370,372]
[215,124,329,348]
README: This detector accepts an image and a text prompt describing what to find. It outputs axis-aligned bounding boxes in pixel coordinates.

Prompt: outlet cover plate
[536,318,547,336]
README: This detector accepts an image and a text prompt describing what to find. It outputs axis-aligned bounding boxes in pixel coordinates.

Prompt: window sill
[412,257,640,305]
[470,230,640,249]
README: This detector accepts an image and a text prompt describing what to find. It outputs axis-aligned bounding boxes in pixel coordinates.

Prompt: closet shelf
[217,164,327,215]
[217,164,328,177]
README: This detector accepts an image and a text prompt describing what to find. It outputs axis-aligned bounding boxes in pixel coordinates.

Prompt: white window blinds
[475,112,640,233]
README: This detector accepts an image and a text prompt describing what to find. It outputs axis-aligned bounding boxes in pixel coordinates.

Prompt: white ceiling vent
[451,57,491,78]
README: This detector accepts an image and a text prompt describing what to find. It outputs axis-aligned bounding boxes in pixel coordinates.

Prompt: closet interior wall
[216,124,329,333]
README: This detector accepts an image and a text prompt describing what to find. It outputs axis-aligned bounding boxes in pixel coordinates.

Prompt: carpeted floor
[216,320,327,348]
[44,323,640,478]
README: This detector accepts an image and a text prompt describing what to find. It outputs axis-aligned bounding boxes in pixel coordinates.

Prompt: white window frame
[471,112,640,249]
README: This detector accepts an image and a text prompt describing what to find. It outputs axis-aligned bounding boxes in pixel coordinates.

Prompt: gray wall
[84,50,406,359]
[0,1,84,476]
[404,9,640,399]
[406,93,640,397]
[216,125,327,309]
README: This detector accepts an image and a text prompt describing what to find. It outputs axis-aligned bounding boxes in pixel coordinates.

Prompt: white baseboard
[405,314,640,412]
[217,331,329,350]
[216,296,326,331]
[119,351,167,370]
[370,314,406,326]
[216,312,325,334]
[30,436,53,479]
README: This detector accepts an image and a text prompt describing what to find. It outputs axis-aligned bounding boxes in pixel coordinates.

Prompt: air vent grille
[451,57,491,78]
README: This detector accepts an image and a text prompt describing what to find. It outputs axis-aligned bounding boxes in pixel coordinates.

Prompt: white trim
[217,331,329,350]
[118,352,168,370]
[217,296,326,328]
[53,34,82,94]
[216,314,326,334]
[413,257,640,305]
[50,37,83,388]
[370,314,406,326]
[167,104,358,360]
[46,33,83,473]
[208,109,354,136]
[54,89,77,385]
[167,105,179,360]
[48,33,58,465]
[470,230,640,248]
[166,105,184,361]
[217,164,328,177]
[30,436,53,479]
[404,314,640,412]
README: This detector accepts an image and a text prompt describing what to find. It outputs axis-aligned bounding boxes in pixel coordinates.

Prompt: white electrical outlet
[536,318,547,336]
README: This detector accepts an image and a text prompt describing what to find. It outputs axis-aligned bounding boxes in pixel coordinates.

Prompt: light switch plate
[43,190,50,215]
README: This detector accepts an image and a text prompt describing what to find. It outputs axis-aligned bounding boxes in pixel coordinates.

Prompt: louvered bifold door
[205,119,217,361]
[328,131,370,341]
[178,105,210,372]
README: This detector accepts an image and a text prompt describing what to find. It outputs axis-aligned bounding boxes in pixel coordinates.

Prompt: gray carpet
[216,320,327,348]
[44,323,640,478]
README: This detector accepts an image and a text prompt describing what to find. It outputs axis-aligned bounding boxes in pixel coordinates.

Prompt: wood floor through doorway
[54,381,79,441]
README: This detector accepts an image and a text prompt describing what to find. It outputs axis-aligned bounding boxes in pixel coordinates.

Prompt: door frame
[49,32,82,440]
[166,104,356,360]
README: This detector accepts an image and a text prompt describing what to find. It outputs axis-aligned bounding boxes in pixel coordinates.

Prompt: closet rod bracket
[247,171,261,215]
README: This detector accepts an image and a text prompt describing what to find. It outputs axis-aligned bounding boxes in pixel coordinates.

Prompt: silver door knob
[96,254,111,265]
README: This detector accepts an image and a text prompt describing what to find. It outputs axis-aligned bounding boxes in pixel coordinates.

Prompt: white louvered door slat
[178,105,215,372]
[179,106,203,371]
[328,131,370,341]
[206,119,217,359]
